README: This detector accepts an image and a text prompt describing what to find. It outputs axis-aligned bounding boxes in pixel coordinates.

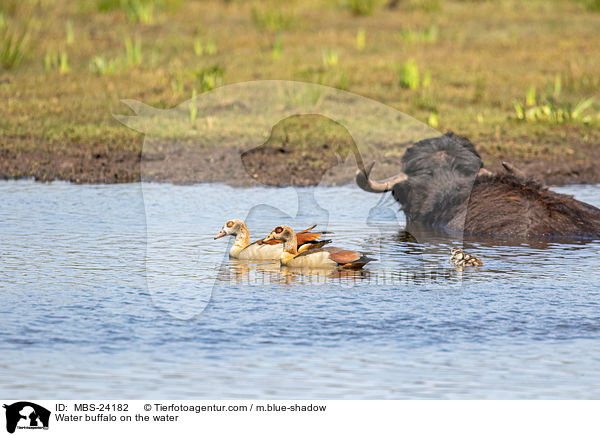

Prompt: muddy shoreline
[1,141,599,187]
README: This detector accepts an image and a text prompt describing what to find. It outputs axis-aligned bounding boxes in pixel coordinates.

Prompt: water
[1,180,599,399]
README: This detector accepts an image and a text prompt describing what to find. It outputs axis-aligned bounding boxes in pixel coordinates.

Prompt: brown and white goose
[263,225,375,269]
[214,219,329,260]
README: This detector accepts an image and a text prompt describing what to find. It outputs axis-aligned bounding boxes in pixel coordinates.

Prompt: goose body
[233,241,282,260]
[214,219,328,260]
[264,225,375,269]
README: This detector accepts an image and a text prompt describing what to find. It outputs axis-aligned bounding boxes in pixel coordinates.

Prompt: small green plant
[124,35,142,67]
[44,48,69,74]
[170,72,184,93]
[571,97,596,120]
[422,70,431,89]
[251,6,295,33]
[66,20,74,45]
[194,37,217,56]
[44,48,56,72]
[356,28,366,51]
[189,88,198,124]
[513,84,598,125]
[59,50,69,74]
[90,55,118,76]
[127,1,153,23]
[193,64,224,92]
[346,0,380,16]
[96,0,181,21]
[97,0,154,23]
[315,68,351,91]
[525,85,536,107]
[193,38,202,55]
[398,59,420,90]
[333,70,350,90]
[0,20,27,69]
[427,111,438,128]
[322,49,339,69]
[272,33,283,60]
[553,74,562,98]
[397,23,438,43]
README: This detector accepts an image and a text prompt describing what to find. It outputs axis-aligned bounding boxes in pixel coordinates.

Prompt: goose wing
[296,224,318,234]
[295,246,374,269]
[297,238,332,253]
[296,225,333,246]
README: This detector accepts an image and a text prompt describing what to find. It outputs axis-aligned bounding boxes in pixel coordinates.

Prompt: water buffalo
[356,132,600,238]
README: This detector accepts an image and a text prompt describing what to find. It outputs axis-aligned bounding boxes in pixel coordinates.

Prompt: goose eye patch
[226,221,234,227]
[275,226,283,233]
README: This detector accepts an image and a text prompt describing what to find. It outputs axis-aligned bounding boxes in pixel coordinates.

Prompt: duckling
[450,247,484,267]
[263,225,375,269]
[214,219,329,260]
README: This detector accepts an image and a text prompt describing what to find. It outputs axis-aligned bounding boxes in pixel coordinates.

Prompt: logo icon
[3,402,50,434]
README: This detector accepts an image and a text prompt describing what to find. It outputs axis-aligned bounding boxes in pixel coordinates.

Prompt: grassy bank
[1,0,599,183]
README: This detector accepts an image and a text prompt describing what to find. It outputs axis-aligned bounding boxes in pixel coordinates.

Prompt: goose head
[214,219,246,239]
[263,225,294,243]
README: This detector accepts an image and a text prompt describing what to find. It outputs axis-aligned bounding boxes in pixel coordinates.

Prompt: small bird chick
[450,247,484,267]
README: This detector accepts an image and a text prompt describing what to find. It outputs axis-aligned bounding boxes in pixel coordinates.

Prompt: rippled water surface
[1,180,599,399]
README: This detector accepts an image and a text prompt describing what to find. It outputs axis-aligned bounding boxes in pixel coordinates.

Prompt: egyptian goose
[214,219,329,260]
[450,247,484,267]
[263,225,375,269]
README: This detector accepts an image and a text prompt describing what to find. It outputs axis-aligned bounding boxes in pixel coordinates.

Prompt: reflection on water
[225,259,371,283]
[218,258,458,288]
[1,181,600,399]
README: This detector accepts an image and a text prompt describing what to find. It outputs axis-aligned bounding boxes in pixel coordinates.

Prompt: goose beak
[263,233,275,243]
[214,230,226,239]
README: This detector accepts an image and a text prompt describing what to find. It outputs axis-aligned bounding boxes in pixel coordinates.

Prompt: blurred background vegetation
[1,0,599,181]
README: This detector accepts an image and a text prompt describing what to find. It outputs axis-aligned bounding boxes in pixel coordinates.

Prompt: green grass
[512,75,600,125]
[96,0,182,23]
[580,0,600,12]
[321,49,339,69]
[97,0,155,23]
[193,64,224,92]
[514,94,598,125]
[194,37,217,56]
[66,20,74,45]
[124,36,142,67]
[427,111,438,128]
[272,33,283,60]
[0,17,28,69]
[397,59,420,90]
[397,23,438,43]
[408,0,443,13]
[44,48,70,74]
[345,0,381,16]
[355,28,366,50]
[1,0,600,173]
[251,5,295,33]
[59,50,70,74]
[188,88,198,124]
[90,55,119,75]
